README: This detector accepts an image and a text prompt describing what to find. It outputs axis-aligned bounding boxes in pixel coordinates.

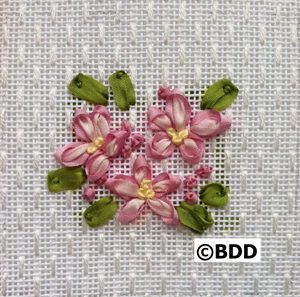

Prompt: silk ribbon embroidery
[47,74,238,233]
[55,106,129,185]
[147,85,231,164]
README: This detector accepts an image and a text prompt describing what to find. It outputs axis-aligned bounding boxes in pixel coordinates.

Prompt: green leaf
[201,79,239,111]
[68,73,108,105]
[47,167,86,193]
[108,70,135,111]
[191,204,214,227]
[176,202,214,234]
[200,182,230,208]
[83,197,118,228]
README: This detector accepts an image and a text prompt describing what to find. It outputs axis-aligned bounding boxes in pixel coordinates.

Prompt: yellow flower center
[137,179,155,200]
[166,128,189,145]
[86,136,104,154]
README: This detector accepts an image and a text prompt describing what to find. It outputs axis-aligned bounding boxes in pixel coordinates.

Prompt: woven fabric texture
[0,0,299,296]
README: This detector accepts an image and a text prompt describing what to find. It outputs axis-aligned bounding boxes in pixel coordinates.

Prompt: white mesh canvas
[0,0,299,296]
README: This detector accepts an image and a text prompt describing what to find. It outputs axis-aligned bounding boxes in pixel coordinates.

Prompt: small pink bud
[95,174,108,186]
[183,175,198,188]
[157,85,172,100]
[83,187,95,202]
[131,133,144,150]
[121,144,132,159]
[195,165,213,178]
[184,192,198,204]
[120,120,132,134]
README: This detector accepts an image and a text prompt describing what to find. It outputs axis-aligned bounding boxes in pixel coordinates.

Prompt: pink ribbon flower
[55,106,129,184]
[131,133,145,150]
[195,165,213,178]
[183,175,198,188]
[184,191,198,204]
[106,156,181,225]
[83,186,96,202]
[147,86,231,164]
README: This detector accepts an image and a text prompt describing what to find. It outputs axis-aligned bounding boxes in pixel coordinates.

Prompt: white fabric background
[0,0,299,296]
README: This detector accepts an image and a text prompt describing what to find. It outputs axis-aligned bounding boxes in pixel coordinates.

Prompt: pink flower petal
[146,132,176,160]
[190,110,231,139]
[148,107,172,132]
[148,197,179,225]
[85,152,110,182]
[74,109,88,117]
[55,142,90,167]
[105,175,139,201]
[104,130,130,157]
[165,91,191,131]
[118,198,146,224]
[90,106,111,138]
[73,113,96,142]
[132,156,152,185]
[152,173,181,198]
[179,137,205,164]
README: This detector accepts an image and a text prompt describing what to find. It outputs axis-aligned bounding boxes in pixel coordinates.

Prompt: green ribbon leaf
[108,70,135,111]
[68,73,108,105]
[201,79,239,111]
[200,182,230,208]
[83,197,118,228]
[47,167,87,193]
[176,202,214,234]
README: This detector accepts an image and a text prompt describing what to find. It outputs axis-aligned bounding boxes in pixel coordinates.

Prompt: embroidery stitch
[47,167,86,193]
[84,197,118,228]
[55,106,130,185]
[47,73,238,233]
[201,79,239,111]
[105,156,180,225]
[108,70,136,111]
[200,182,230,208]
[68,73,109,105]
[147,85,231,164]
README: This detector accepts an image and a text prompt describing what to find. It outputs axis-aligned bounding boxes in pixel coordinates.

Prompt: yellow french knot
[86,136,104,154]
[166,128,189,145]
[137,179,155,199]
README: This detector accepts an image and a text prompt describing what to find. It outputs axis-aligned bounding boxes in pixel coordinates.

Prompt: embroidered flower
[147,86,231,164]
[131,133,144,150]
[83,186,96,202]
[55,106,129,184]
[184,192,198,204]
[106,156,181,225]
[183,175,198,188]
[195,165,213,178]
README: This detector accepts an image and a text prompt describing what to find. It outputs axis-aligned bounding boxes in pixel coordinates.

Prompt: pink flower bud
[95,174,108,186]
[195,165,213,178]
[120,120,132,134]
[121,144,132,159]
[131,133,144,150]
[183,175,198,188]
[184,192,198,204]
[157,85,172,100]
[83,186,95,202]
